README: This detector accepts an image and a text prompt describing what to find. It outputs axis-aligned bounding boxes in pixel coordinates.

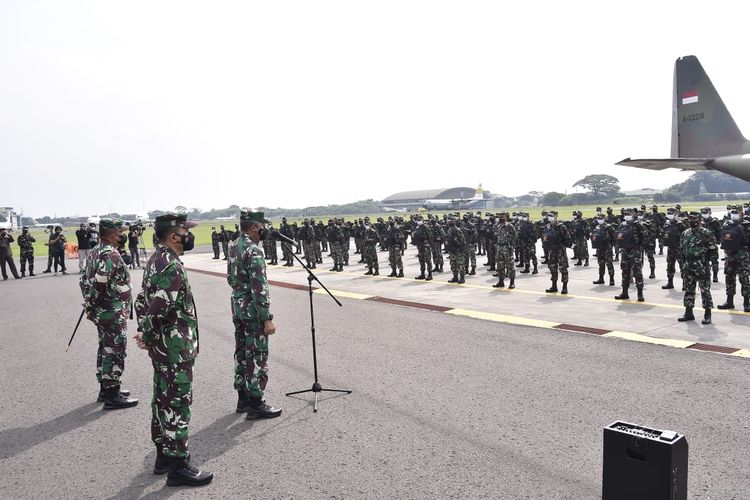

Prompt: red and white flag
[681,90,699,105]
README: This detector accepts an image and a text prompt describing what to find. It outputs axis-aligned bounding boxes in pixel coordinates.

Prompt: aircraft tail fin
[473,184,483,200]
[673,56,750,158]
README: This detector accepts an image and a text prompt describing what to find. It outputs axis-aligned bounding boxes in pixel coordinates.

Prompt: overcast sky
[3,1,750,217]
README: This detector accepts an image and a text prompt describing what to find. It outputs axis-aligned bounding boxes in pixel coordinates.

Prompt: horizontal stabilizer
[616,157,711,172]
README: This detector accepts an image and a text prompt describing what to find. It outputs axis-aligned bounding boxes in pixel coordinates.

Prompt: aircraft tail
[472,184,483,200]
[672,55,750,158]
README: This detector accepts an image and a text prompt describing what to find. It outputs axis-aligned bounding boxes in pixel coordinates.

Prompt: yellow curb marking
[731,349,750,358]
[603,331,695,349]
[313,289,372,300]
[445,308,559,329]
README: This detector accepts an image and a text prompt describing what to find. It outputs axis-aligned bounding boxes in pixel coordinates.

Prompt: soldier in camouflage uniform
[518,212,538,274]
[264,222,278,265]
[605,207,621,262]
[340,219,351,266]
[636,209,658,280]
[461,216,477,275]
[717,206,750,312]
[17,226,36,277]
[0,228,21,280]
[227,210,282,421]
[493,213,517,289]
[279,217,295,267]
[662,208,686,290]
[411,216,432,280]
[134,213,213,487]
[678,211,716,324]
[445,218,466,283]
[590,214,616,286]
[541,211,571,294]
[299,219,317,269]
[326,219,345,272]
[571,211,590,266]
[313,219,324,263]
[79,218,138,409]
[429,218,445,273]
[384,220,405,278]
[700,207,722,283]
[211,227,221,259]
[220,224,230,260]
[362,218,380,276]
[614,208,646,302]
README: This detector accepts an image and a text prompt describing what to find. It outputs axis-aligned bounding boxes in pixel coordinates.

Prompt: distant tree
[541,192,565,206]
[573,174,620,195]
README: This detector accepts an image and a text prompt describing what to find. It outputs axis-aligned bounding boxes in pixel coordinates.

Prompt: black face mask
[177,232,195,251]
[119,235,128,247]
[257,228,267,240]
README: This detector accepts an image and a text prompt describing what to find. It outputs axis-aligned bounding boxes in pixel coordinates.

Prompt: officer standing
[227,210,282,420]
[572,211,590,266]
[662,208,686,290]
[279,217,295,267]
[327,219,344,272]
[412,216,432,280]
[678,211,716,324]
[0,227,22,280]
[493,212,517,289]
[518,212,539,274]
[134,213,213,486]
[220,224,230,260]
[211,227,221,259]
[590,213,616,286]
[614,208,646,302]
[362,218,380,276]
[384,219,405,278]
[429,218,445,273]
[265,222,279,265]
[47,226,68,275]
[76,223,92,274]
[79,219,138,409]
[717,206,750,312]
[299,219,317,269]
[701,207,722,283]
[17,226,36,277]
[541,210,571,294]
[445,217,466,284]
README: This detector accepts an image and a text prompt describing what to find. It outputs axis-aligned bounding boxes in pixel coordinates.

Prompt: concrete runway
[1,250,749,498]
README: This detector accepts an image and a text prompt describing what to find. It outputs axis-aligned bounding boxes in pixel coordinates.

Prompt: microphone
[271,230,299,248]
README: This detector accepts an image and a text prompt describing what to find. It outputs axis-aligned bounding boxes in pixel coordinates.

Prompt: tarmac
[0,247,748,498]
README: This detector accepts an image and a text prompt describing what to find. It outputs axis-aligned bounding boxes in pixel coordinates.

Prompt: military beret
[240,210,270,224]
[154,213,198,233]
[688,211,701,217]
[99,218,127,231]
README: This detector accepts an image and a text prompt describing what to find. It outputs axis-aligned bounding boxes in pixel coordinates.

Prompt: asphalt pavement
[0,250,748,498]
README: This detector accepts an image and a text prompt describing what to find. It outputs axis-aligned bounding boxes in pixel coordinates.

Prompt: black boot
[448,273,458,283]
[388,268,397,277]
[469,266,476,275]
[425,272,432,281]
[615,286,629,300]
[166,457,213,487]
[649,266,655,279]
[712,270,719,283]
[561,281,568,295]
[701,308,712,325]
[29,268,35,276]
[336,264,343,272]
[678,307,695,322]
[609,275,615,286]
[373,268,379,276]
[717,295,735,310]
[102,386,138,410]
[245,397,282,419]
[457,274,465,284]
[330,265,338,271]
[574,259,582,266]
[397,269,404,278]
[662,277,674,289]
[584,258,589,267]
[488,265,496,271]
[236,391,252,413]
[745,296,750,313]
[364,266,373,275]
[532,264,538,275]
[154,447,170,475]
[508,278,515,289]
[493,278,505,288]
[637,285,644,302]
[520,265,530,274]
[97,383,131,402]
[414,273,425,280]
[546,281,558,293]
[593,273,605,285]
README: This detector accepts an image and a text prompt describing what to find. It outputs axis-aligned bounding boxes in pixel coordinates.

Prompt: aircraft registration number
[682,113,704,122]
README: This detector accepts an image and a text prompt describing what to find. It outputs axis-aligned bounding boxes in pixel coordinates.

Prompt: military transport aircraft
[422,184,486,210]
[618,55,750,183]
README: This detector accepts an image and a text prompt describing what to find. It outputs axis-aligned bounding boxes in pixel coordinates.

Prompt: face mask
[667,214,675,220]
[177,231,195,252]
[624,215,633,222]
[597,218,604,225]
[731,214,740,221]
[365,225,370,230]
[416,220,423,225]
[637,215,644,221]
[119,234,128,246]
[257,228,267,240]
[701,213,710,219]
[548,217,556,223]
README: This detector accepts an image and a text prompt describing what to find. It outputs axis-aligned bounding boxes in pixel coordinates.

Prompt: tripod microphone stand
[281,241,351,412]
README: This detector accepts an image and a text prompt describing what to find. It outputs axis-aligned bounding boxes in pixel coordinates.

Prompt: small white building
[0,207,22,229]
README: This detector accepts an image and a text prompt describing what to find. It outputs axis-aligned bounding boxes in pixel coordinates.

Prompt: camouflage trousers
[724,250,750,298]
[282,242,294,264]
[665,247,684,280]
[643,245,656,273]
[314,241,322,262]
[432,243,443,269]
[683,259,713,309]
[546,248,568,282]
[363,244,378,270]
[19,249,34,274]
[464,245,476,271]
[388,246,403,271]
[449,251,465,277]
[520,240,537,268]
[212,242,220,258]
[303,242,316,265]
[330,241,344,267]
[233,317,268,400]
[96,320,127,389]
[574,237,589,261]
[709,247,719,276]
[267,241,278,262]
[321,239,328,252]
[594,246,615,278]
[495,245,515,280]
[151,360,193,459]
[221,241,229,259]
[417,243,432,273]
[620,248,644,288]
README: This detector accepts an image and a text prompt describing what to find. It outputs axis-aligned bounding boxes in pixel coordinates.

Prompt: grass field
[11,201,725,257]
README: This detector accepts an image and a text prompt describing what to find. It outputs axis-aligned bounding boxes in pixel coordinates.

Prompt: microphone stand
[281,241,351,412]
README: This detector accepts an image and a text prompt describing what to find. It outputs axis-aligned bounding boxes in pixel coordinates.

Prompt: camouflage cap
[240,210,270,224]
[687,211,701,218]
[154,213,198,233]
[99,218,127,231]
[548,210,558,216]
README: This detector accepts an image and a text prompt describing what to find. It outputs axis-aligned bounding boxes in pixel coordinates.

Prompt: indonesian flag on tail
[681,90,699,105]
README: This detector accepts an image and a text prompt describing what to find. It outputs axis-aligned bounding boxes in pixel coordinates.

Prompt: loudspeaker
[602,421,688,500]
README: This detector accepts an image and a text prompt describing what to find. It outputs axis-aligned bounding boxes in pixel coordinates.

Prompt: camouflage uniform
[326,221,345,271]
[445,223,466,283]
[265,224,278,265]
[701,213,722,282]
[640,216,658,279]
[571,215,590,265]
[220,226,230,259]
[680,225,715,311]
[16,230,35,276]
[494,221,517,287]
[615,218,646,300]
[136,243,198,459]
[227,232,273,402]
[461,219,477,275]
[662,217,686,289]
[541,219,571,293]
[362,224,380,275]
[719,218,750,311]
[279,220,295,266]
[411,221,432,280]
[590,220,616,285]
[430,221,445,272]
[299,222,317,268]
[0,231,20,280]
[518,215,538,274]
[384,223,404,277]
[341,221,350,265]
[211,229,221,259]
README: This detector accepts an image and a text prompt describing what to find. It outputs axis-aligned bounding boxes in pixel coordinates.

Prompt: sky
[3,1,750,217]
